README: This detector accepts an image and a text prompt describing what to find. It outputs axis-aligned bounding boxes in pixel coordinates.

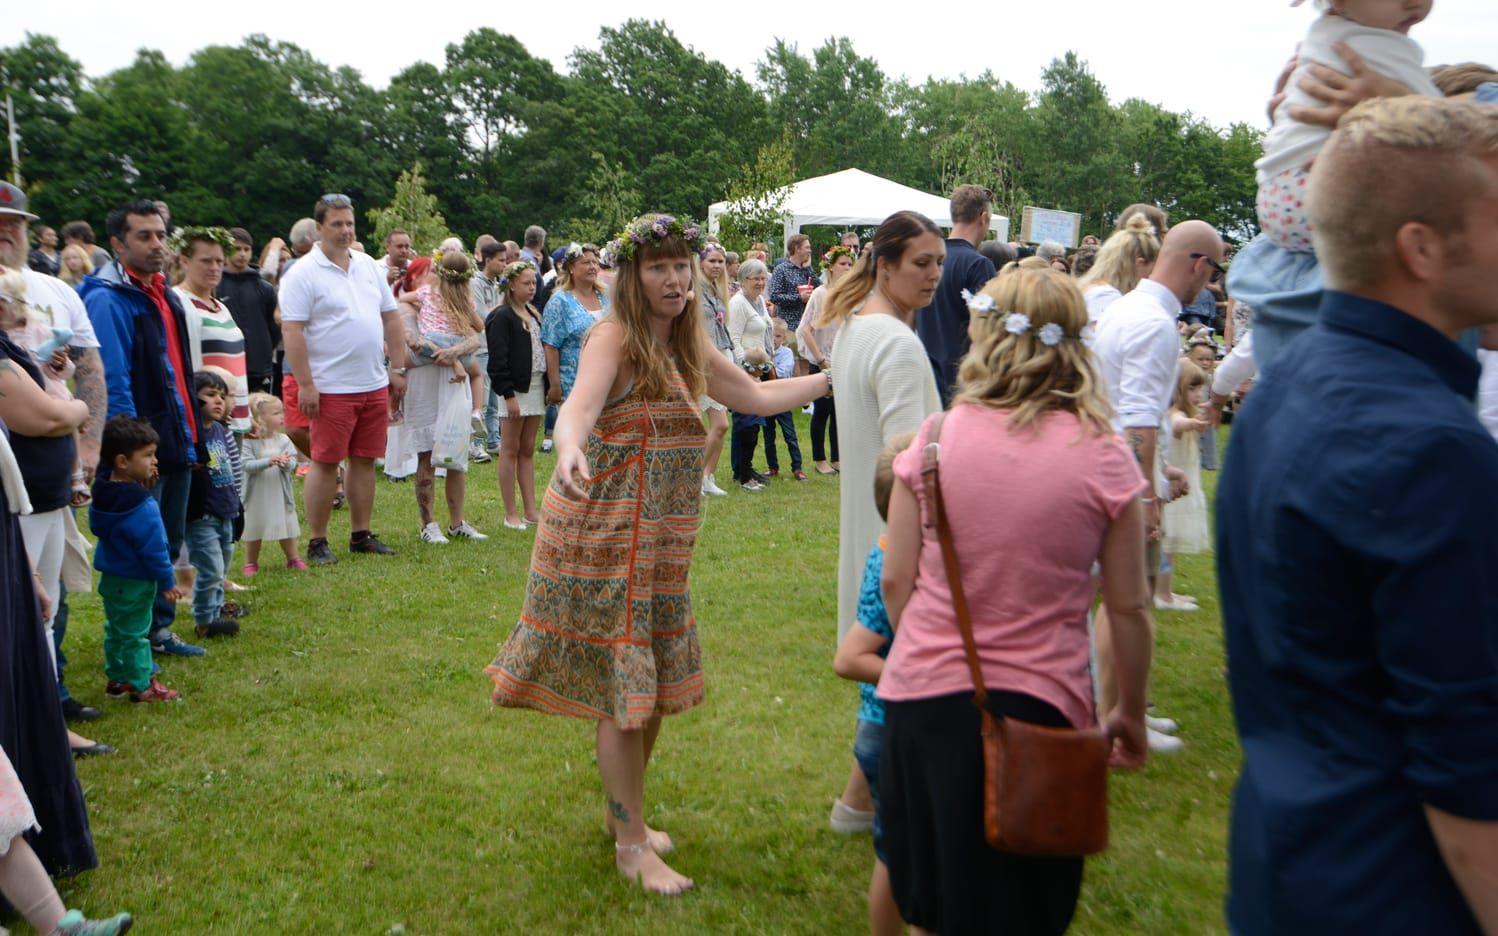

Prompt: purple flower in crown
[683,226,699,241]
[653,218,670,237]
[630,230,645,244]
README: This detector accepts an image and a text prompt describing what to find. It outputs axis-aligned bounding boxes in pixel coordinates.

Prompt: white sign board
[1020,207,1083,249]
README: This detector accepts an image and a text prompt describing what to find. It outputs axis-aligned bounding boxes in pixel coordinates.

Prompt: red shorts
[309,388,389,464]
[281,373,310,430]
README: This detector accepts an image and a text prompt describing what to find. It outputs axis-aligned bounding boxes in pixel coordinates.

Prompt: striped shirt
[175,287,251,433]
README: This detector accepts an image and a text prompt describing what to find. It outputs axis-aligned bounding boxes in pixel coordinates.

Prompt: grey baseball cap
[0,182,39,221]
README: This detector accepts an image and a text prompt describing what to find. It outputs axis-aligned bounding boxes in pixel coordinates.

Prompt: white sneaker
[541,438,554,453]
[1146,714,1179,734]
[1147,726,1185,754]
[741,480,765,492]
[701,476,728,497]
[802,404,815,415]
[419,522,449,545]
[447,521,488,541]
[829,798,875,835]
[1154,596,1199,612]
[468,442,492,464]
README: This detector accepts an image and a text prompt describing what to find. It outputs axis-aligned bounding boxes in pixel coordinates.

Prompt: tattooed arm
[1125,426,1161,540]
[69,346,107,482]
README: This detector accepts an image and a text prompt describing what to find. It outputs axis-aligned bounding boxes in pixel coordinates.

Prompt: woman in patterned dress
[486,215,833,897]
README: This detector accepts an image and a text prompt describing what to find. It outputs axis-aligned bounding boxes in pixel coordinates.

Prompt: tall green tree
[368,162,451,254]
[0,34,85,189]
[715,129,797,253]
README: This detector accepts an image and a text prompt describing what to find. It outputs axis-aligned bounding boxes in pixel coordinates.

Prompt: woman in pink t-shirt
[877,268,1155,935]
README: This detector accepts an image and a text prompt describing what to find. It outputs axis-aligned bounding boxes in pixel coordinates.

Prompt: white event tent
[707,168,1010,245]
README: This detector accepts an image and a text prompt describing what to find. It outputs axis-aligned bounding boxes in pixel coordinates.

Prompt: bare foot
[615,842,693,896]
[606,812,674,854]
[67,728,96,749]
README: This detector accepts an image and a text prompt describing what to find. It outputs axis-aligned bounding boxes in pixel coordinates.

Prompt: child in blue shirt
[833,432,912,936]
[186,371,242,640]
[762,319,804,480]
[91,416,184,702]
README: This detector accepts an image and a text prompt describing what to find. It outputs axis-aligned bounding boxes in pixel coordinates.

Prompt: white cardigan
[831,311,941,639]
[728,292,773,363]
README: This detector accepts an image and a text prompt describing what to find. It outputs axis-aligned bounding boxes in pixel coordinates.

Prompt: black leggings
[808,364,838,463]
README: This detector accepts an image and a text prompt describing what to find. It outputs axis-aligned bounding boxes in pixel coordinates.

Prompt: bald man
[1092,218,1225,753]
[1219,96,1498,935]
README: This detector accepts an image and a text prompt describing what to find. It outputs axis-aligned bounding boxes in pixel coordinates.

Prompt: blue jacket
[79,261,203,472]
[90,479,176,591]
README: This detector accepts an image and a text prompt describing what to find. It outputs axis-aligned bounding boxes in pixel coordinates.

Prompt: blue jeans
[476,351,501,448]
[187,515,235,625]
[853,719,887,863]
[762,411,802,472]
[149,467,191,639]
[54,580,71,702]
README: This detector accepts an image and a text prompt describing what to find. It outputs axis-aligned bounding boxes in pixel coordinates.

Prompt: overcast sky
[7,2,1496,130]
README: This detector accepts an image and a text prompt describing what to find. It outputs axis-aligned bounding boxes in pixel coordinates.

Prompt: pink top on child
[415,285,460,337]
[877,404,1146,729]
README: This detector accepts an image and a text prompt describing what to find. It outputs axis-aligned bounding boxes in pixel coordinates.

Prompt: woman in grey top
[697,244,735,496]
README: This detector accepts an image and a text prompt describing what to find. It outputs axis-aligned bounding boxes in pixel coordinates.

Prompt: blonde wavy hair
[1173,358,1207,421]
[1078,214,1160,297]
[698,242,731,305]
[603,215,709,401]
[955,268,1112,435]
[245,392,284,439]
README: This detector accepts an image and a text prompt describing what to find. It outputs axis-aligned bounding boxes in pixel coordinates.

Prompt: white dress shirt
[1093,279,1182,496]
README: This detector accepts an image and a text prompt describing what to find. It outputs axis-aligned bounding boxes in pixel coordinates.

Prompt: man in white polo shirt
[1092,218,1225,754]
[279,194,409,565]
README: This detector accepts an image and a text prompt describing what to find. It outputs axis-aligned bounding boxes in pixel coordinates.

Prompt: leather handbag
[919,412,1111,857]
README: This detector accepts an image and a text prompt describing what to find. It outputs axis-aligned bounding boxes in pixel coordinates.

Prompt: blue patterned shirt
[540,289,609,398]
[854,542,893,726]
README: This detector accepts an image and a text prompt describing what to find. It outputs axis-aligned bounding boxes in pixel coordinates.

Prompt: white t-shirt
[1257,14,1441,182]
[278,244,398,394]
[21,268,99,349]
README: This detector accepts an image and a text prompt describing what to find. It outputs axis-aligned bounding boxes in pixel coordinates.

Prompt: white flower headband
[962,289,1094,348]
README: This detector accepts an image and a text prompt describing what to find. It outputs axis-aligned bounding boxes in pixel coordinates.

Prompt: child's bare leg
[279,537,302,562]
[245,540,261,565]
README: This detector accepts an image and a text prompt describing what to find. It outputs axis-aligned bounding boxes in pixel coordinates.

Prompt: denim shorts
[853,718,887,863]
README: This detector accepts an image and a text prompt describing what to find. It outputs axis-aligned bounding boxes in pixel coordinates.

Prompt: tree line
[1,24,1263,254]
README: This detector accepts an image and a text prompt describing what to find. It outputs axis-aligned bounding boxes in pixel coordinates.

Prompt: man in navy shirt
[1218,96,1498,933]
[915,184,997,403]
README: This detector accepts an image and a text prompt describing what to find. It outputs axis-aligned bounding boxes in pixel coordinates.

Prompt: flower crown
[498,260,535,290]
[167,226,235,258]
[433,258,473,285]
[962,289,1094,348]
[820,245,857,271]
[606,215,705,265]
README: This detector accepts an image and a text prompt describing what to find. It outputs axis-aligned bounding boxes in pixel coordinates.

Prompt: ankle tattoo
[608,797,630,824]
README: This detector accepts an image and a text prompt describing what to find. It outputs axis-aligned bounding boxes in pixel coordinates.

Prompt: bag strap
[919,412,989,709]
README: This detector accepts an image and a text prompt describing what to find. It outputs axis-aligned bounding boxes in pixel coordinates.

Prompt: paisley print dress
[486,366,707,729]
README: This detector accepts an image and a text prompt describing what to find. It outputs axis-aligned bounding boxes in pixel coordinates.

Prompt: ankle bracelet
[615,841,651,856]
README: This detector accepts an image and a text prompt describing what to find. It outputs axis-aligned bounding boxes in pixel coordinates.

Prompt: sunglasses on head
[319,193,352,207]
[1190,253,1226,283]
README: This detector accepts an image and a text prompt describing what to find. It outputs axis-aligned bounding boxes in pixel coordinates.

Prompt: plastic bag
[431,383,472,470]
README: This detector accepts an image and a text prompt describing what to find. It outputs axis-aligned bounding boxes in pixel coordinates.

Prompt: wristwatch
[389,366,408,377]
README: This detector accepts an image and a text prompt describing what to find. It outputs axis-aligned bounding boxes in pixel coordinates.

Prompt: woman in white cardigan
[727,259,775,489]
[824,211,945,833]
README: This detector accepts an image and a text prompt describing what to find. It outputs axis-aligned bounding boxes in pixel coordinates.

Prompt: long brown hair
[820,211,943,328]
[955,268,1112,435]
[604,216,709,400]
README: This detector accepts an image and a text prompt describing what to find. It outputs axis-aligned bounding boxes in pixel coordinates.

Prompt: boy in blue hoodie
[91,416,183,702]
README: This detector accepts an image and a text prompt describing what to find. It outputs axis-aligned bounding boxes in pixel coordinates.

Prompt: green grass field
[44,416,1237,934]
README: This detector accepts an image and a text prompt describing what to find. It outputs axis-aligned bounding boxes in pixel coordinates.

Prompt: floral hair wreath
[606,215,706,266]
[167,226,235,258]
[820,245,857,271]
[961,289,1095,348]
[433,257,474,285]
[498,260,535,290]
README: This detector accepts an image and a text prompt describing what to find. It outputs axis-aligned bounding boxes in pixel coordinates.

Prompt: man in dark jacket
[218,227,280,393]
[80,199,206,658]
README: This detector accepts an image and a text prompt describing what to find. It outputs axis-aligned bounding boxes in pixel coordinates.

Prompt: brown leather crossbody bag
[918,412,1110,857]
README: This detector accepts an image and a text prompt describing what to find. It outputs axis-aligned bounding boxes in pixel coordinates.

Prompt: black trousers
[808,363,838,462]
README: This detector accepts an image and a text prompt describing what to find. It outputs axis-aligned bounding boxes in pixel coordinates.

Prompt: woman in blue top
[541,243,608,406]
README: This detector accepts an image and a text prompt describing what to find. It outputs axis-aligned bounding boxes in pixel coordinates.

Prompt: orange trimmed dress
[486,367,707,729]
